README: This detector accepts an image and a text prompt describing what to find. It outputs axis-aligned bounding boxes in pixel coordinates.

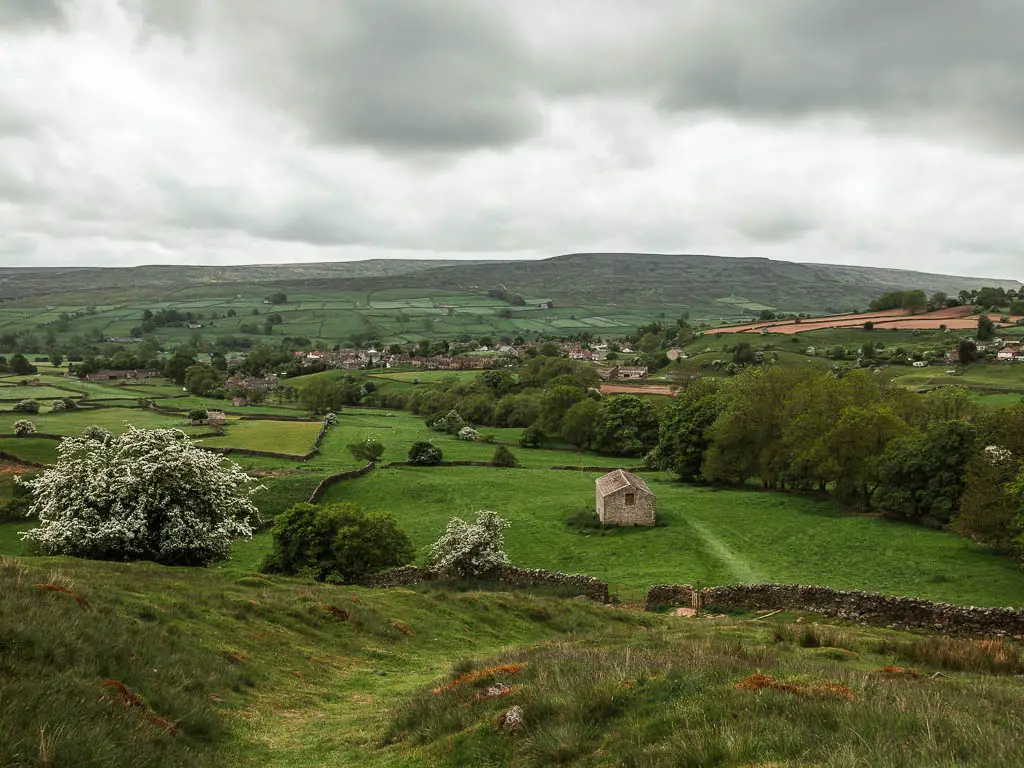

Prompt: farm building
[617,366,649,380]
[595,469,656,527]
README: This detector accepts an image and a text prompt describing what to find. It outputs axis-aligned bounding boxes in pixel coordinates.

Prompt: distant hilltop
[1,253,1019,315]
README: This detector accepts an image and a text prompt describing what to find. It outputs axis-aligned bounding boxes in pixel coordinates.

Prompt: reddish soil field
[708,305,1022,335]
[600,384,677,396]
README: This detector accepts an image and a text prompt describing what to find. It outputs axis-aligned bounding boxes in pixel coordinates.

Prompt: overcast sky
[1,0,1022,279]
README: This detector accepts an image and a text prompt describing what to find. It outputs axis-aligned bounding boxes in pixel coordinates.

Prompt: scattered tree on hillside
[492,445,519,467]
[13,419,35,436]
[561,398,601,450]
[977,315,996,341]
[957,339,979,365]
[261,502,413,583]
[407,441,443,465]
[347,436,385,464]
[12,399,39,414]
[427,510,510,578]
[21,426,259,565]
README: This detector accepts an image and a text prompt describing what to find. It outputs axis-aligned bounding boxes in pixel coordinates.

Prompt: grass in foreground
[4,554,1024,767]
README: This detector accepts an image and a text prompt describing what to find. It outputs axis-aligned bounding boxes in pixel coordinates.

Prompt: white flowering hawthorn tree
[20,425,261,566]
[427,510,510,578]
[457,426,480,442]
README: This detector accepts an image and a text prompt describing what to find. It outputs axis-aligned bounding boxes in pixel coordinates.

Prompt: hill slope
[5,555,1024,767]
[2,253,1018,313]
[279,252,1020,313]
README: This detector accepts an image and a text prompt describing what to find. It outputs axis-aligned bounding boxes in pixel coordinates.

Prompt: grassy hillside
[316,466,1024,606]
[280,253,1021,315]
[4,554,1024,767]
[3,254,1020,346]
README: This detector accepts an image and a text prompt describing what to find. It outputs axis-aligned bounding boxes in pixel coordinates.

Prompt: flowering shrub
[12,399,39,414]
[324,412,338,426]
[408,441,443,466]
[49,398,76,413]
[81,425,112,443]
[13,420,35,436]
[20,425,260,565]
[262,502,413,582]
[347,435,385,463]
[428,410,465,434]
[457,426,480,441]
[427,510,510,578]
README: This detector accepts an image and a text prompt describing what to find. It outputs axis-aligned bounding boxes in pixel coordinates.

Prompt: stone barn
[595,469,656,526]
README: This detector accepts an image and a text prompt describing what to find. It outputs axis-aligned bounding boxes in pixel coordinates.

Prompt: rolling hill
[3,253,1018,315]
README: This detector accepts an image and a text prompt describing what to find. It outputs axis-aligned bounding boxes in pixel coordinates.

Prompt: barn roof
[596,469,651,497]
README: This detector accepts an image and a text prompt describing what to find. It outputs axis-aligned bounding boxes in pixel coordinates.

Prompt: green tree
[300,377,335,414]
[950,447,1021,546]
[347,437,385,464]
[408,441,443,466]
[594,395,659,457]
[561,398,600,450]
[9,354,36,376]
[492,445,519,467]
[538,385,588,435]
[654,379,722,481]
[977,315,996,341]
[875,420,977,523]
[262,502,413,582]
[809,404,912,508]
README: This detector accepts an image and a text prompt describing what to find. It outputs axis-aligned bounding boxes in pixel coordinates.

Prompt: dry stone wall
[646,583,1024,637]
[360,565,609,602]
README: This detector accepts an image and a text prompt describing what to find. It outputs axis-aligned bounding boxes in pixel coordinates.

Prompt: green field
[4,407,197,436]
[198,419,322,456]
[309,466,1024,605]
[0,437,59,464]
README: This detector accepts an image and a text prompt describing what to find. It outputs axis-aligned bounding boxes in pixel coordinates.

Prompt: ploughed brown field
[599,384,678,396]
[707,305,1024,335]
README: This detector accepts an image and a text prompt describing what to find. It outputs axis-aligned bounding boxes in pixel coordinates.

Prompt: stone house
[595,469,656,526]
[204,410,227,426]
[617,366,648,380]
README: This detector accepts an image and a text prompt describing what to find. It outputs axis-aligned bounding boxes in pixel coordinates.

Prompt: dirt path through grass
[682,515,764,583]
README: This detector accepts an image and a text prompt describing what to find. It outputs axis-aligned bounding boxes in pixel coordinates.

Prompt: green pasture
[369,370,483,384]
[316,466,1024,605]
[0,438,59,464]
[892,364,1024,393]
[291,411,608,474]
[0,385,81,402]
[197,420,322,456]
[5,407,195,436]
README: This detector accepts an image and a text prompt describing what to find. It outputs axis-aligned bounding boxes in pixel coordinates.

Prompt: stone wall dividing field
[360,565,610,602]
[550,465,651,473]
[645,583,1024,637]
[306,462,376,504]
[0,450,44,468]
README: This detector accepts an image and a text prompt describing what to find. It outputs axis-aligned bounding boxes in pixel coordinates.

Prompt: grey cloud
[538,0,1024,147]
[148,0,541,152]
[0,0,61,28]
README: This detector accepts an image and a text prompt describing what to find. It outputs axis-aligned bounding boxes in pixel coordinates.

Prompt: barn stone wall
[598,488,656,526]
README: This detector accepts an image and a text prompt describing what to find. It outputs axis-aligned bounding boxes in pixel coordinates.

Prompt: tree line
[647,367,1024,548]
